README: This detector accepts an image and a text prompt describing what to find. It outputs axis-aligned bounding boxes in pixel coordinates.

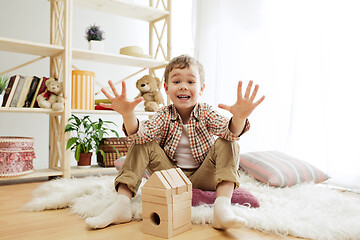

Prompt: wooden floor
[0,179,303,240]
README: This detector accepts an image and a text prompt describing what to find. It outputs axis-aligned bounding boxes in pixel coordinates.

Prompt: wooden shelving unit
[0,0,171,181]
[0,37,64,57]
[71,109,156,116]
[72,48,167,68]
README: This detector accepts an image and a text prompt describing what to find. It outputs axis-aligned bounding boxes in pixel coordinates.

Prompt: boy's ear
[164,82,168,94]
[200,83,205,95]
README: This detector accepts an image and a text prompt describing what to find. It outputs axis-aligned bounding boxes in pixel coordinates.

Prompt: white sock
[212,196,247,230]
[85,194,132,229]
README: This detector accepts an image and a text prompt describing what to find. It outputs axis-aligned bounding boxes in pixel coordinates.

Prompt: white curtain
[193,0,360,190]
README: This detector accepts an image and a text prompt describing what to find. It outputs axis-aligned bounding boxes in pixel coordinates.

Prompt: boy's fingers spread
[99,103,112,109]
[218,103,230,111]
[250,84,259,101]
[101,88,113,100]
[135,96,143,103]
[109,80,120,97]
[254,95,265,106]
[131,97,143,108]
[121,81,127,97]
[237,81,243,99]
[244,80,253,98]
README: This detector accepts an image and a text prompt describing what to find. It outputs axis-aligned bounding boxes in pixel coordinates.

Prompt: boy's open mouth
[177,95,190,99]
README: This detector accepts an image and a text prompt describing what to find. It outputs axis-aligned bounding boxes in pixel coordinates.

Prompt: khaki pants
[114,138,241,195]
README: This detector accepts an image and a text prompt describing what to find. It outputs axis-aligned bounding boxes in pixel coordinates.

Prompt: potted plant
[85,24,105,51]
[65,114,119,168]
[0,75,9,106]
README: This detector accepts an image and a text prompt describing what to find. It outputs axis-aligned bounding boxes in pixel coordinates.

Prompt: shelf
[0,107,63,115]
[0,168,63,181]
[71,109,155,116]
[72,48,168,69]
[73,0,169,22]
[0,37,64,57]
[70,165,118,175]
[0,166,117,181]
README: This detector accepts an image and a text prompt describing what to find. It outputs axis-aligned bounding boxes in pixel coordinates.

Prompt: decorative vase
[71,70,95,110]
[88,40,104,51]
[77,152,92,168]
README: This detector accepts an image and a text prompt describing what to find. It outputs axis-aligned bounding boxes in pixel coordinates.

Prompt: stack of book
[1,75,50,108]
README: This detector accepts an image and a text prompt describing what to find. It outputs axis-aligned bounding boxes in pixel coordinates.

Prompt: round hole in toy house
[150,212,161,226]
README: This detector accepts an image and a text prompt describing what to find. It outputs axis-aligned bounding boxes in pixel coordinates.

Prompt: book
[33,77,48,108]
[29,77,44,108]
[4,75,20,107]
[9,75,25,107]
[1,75,17,107]
[24,76,41,107]
[95,105,113,110]
[16,76,33,108]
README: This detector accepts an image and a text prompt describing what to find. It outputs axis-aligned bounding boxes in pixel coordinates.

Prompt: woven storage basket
[0,137,36,177]
[97,137,129,167]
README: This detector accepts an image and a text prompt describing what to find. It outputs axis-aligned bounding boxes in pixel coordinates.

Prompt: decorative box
[97,137,129,167]
[0,137,36,177]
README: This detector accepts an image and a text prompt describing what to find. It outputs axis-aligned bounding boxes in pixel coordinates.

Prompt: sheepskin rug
[23,171,360,240]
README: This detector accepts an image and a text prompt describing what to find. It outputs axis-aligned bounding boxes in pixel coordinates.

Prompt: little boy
[85,55,265,230]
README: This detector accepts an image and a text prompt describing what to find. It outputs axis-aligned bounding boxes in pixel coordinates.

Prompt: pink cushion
[239,151,330,187]
[192,188,260,208]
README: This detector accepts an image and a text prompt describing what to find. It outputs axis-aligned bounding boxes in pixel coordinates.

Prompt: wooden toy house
[141,168,192,238]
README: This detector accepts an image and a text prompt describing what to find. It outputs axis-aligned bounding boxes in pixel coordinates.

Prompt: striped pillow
[239,151,329,187]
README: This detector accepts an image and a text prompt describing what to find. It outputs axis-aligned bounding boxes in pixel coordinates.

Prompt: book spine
[9,75,25,107]
[30,77,44,108]
[1,75,16,107]
[4,75,20,107]
[33,77,48,108]
[16,76,33,108]
[24,76,40,107]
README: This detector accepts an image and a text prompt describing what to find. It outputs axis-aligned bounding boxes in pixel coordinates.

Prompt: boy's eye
[188,80,195,84]
[173,81,180,84]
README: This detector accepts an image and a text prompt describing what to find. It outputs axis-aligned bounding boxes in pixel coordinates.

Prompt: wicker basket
[97,137,129,167]
[0,136,36,177]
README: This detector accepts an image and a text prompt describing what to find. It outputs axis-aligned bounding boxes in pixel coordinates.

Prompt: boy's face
[164,66,205,114]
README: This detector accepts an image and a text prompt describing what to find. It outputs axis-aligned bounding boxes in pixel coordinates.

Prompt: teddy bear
[36,78,65,111]
[136,75,164,112]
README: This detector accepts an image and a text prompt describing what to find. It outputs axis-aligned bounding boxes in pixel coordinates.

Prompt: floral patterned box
[0,137,36,177]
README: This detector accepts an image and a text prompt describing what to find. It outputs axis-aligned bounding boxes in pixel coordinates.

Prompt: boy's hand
[218,80,265,120]
[100,80,143,117]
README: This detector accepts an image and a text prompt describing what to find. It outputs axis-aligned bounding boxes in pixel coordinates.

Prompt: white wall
[0,0,194,168]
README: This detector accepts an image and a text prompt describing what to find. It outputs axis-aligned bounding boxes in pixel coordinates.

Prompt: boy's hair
[164,54,205,85]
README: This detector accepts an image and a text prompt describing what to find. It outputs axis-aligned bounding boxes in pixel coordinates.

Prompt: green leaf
[99,149,106,159]
[64,124,74,132]
[104,120,117,126]
[75,145,81,161]
[98,130,104,140]
[110,130,120,138]
[112,146,121,158]
[66,137,78,149]
[73,115,81,126]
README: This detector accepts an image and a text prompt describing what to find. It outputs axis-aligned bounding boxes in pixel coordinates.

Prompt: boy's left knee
[214,138,240,156]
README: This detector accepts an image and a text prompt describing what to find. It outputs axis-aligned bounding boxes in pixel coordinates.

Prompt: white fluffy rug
[23,171,360,240]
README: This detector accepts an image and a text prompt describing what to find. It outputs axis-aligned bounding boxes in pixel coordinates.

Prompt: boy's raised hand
[100,80,143,116]
[218,80,265,120]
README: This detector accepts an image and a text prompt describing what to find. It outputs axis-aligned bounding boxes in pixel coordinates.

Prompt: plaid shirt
[124,103,250,163]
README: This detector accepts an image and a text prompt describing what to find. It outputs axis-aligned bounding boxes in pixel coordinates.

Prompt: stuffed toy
[136,75,164,112]
[37,78,65,111]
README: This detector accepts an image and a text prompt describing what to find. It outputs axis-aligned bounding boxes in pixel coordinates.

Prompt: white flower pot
[88,40,104,52]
